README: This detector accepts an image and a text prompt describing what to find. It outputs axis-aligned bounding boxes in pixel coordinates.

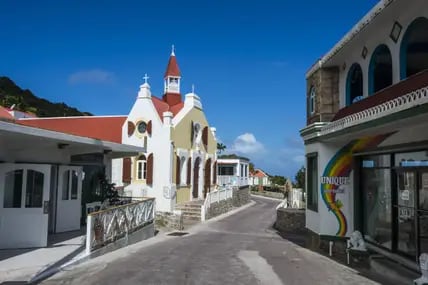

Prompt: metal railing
[85,197,155,254]
[201,186,233,221]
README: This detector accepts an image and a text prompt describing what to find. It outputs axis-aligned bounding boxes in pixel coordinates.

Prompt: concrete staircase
[175,200,204,229]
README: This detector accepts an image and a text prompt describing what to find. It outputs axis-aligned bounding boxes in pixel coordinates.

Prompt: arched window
[346,63,363,106]
[136,155,147,180]
[369,44,392,95]
[309,87,316,115]
[400,17,428,79]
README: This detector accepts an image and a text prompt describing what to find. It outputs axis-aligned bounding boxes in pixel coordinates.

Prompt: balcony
[321,70,428,136]
[217,175,249,187]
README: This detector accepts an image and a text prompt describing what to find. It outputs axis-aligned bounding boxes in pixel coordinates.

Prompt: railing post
[86,214,92,255]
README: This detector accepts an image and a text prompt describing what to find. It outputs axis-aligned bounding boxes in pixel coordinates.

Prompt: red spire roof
[164,52,181,78]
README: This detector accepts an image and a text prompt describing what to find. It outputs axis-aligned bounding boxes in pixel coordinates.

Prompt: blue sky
[0,0,376,180]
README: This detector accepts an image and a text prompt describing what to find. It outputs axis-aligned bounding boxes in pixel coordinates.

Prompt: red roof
[151,97,184,120]
[17,116,126,143]
[251,169,269,178]
[164,54,181,77]
[0,106,13,120]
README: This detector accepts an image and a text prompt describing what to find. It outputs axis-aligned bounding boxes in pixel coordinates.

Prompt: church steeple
[163,45,182,106]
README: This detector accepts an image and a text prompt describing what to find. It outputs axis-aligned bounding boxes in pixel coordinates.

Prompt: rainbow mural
[322,134,391,237]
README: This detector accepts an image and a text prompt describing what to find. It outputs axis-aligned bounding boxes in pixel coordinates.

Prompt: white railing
[218,175,249,187]
[320,85,428,136]
[201,186,233,221]
[86,197,155,254]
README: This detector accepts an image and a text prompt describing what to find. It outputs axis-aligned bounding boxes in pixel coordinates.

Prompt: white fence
[86,197,155,254]
[201,186,233,221]
[276,188,305,210]
[218,175,249,187]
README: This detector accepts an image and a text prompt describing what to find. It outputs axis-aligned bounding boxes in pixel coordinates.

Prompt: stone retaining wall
[233,186,251,207]
[206,199,233,219]
[155,211,183,230]
[275,208,305,233]
[251,190,285,199]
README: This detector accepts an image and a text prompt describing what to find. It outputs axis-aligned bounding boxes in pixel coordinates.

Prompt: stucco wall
[176,187,190,204]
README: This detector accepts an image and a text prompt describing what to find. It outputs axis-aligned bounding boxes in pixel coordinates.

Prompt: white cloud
[68,69,115,85]
[231,133,265,154]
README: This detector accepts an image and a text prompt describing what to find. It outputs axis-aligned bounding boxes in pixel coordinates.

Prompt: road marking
[237,250,284,285]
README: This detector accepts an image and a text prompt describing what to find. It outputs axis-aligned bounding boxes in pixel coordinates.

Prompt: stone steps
[175,201,203,221]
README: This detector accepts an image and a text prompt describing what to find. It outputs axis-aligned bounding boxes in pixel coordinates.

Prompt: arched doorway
[204,158,212,198]
[369,44,393,95]
[193,157,200,199]
[400,17,428,79]
[346,63,363,105]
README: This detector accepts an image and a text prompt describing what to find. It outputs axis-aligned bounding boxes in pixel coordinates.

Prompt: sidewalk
[0,230,85,283]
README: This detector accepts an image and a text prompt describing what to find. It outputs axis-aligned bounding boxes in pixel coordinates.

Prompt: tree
[293,166,305,189]
[249,162,255,173]
[271,175,286,186]
[217,142,226,154]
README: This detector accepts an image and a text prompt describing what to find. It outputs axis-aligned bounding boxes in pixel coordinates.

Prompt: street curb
[250,194,284,202]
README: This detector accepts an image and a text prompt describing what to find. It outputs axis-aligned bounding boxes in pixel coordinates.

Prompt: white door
[0,163,50,249]
[56,166,82,233]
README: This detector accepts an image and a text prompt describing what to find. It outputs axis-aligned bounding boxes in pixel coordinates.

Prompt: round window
[137,121,147,134]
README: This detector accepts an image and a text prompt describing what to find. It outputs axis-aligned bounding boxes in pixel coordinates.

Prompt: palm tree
[217,142,226,154]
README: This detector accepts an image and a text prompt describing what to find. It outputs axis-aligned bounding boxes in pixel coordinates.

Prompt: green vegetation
[0,76,92,117]
[293,166,305,189]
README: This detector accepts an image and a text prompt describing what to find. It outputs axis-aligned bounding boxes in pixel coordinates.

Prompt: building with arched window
[111,49,218,212]
[301,0,428,268]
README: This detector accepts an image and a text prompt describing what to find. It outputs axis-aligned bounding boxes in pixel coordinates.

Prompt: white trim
[306,0,396,78]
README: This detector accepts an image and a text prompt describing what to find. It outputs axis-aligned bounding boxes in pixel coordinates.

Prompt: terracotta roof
[333,70,428,121]
[17,116,126,143]
[0,106,13,120]
[151,97,184,120]
[251,169,269,178]
[164,54,181,77]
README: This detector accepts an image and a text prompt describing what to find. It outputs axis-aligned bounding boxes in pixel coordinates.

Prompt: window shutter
[146,153,153,185]
[186,158,192,185]
[147,120,152,136]
[122,158,131,183]
[176,155,181,185]
[213,161,217,184]
[202,126,208,150]
[205,159,211,187]
[190,121,194,145]
[127,121,135,137]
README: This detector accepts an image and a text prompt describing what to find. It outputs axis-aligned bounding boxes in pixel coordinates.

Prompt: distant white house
[217,157,249,188]
[249,169,271,188]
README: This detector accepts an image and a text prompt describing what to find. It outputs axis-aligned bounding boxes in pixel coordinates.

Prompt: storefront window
[362,154,392,249]
[307,154,318,212]
[395,151,428,167]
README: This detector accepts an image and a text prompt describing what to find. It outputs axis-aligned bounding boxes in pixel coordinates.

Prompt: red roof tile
[333,70,428,121]
[164,54,181,77]
[151,97,184,120]
[0,106,13,120]
[17,116,126,143]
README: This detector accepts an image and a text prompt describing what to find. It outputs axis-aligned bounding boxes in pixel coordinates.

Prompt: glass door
[418,171,428,255]
[396,171,417,260]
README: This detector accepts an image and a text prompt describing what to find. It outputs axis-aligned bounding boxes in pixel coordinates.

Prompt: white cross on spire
[143,73,149,84]
[192,84,195,94]
[171,44,175,56]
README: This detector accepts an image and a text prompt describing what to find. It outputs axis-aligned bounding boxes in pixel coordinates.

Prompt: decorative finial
[143,73,149,84]
[171,44,175,56]
[192,84,195,94]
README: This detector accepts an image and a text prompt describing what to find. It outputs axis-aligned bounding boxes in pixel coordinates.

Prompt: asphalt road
[42,197,378,285]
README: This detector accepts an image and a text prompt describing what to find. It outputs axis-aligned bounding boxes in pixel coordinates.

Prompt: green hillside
[0,76,92,117]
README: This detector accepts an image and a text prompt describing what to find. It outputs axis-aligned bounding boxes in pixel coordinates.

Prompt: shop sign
[320,176,350,186]
[401,189,410,201]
